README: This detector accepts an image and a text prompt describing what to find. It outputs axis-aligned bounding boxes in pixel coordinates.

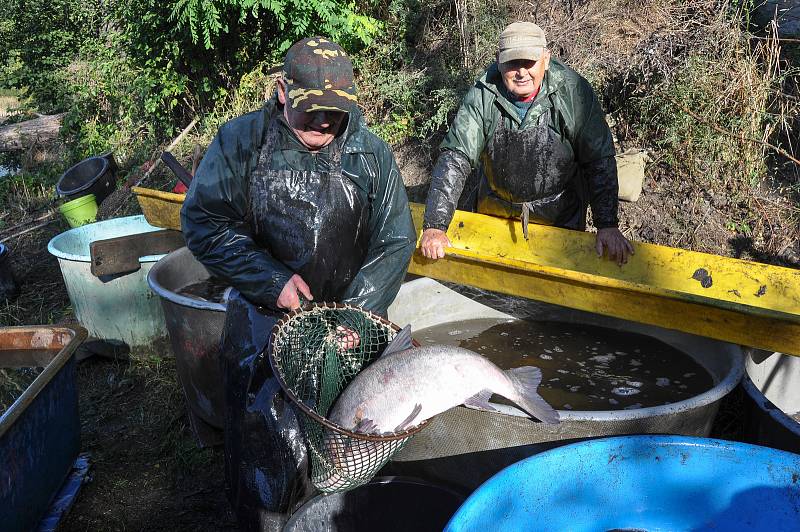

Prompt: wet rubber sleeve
[181,129,293,310]
[571,80,619,229]
[423,149,473,231]
[341,146,416,316]
[424,84,489,231]
[584,156,619,229]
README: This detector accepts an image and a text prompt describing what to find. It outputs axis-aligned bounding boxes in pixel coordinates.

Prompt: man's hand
[277,274,314,310]
[596,227,634,266]
[334,325,361,350]
[419,228,451,259]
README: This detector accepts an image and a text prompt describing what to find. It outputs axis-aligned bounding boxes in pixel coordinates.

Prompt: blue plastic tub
[0,326,86,532]
[47,215,167,346]
[445,435,800,532]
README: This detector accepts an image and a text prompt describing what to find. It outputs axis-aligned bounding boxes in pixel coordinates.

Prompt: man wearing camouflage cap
[420,21,633,264]
[181,37,415,530]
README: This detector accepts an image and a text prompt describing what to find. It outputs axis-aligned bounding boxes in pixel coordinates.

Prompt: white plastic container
[47,215,167,346]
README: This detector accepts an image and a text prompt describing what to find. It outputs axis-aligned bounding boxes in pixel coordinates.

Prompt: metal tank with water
[147,247,227,444]
[384,278,744,492]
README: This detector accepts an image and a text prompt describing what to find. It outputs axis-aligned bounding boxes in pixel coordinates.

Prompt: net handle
[268,302,428,442]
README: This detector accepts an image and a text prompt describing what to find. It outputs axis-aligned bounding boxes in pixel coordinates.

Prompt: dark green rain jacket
[181,96,416,316]
[424,58,619,231]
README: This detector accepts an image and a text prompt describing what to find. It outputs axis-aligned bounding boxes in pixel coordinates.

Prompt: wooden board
[90,230,185,277]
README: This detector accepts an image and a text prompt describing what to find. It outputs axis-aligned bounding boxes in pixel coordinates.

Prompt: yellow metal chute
[407,204,800,356]
[133,186,800,355]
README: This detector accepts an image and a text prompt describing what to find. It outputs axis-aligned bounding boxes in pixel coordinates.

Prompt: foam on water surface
[415,318,714,411]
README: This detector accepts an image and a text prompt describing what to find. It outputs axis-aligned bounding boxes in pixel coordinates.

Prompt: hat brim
[286,84,357,113]
[498,47,544,64]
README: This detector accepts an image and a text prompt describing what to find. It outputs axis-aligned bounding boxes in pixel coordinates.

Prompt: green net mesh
[269,303,422,493]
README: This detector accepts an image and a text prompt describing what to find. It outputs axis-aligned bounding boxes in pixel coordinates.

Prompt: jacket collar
[479,58,568,124]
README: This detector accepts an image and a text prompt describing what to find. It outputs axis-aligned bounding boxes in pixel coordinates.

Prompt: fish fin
[506,366,560,424]
[394,403,422,432]
[353,418,378,434]
[463,389,497,412]
[381,325,414,358]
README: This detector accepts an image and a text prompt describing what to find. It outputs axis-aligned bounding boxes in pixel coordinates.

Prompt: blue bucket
[446,435,800,532]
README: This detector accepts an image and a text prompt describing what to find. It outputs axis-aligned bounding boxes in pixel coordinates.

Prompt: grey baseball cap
[498,22,547,63]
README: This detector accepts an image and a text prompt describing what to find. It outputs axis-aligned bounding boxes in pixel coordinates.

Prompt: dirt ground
[59,347,238,532]
[0,218,235,531]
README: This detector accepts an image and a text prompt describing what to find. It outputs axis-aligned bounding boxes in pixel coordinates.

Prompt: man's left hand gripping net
[268,303,426,493]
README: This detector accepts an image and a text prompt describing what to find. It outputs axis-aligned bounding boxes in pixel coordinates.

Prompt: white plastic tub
[47,215,167,346]
[743,352,800,452]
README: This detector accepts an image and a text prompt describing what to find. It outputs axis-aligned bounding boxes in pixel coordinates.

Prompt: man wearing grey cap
[420,21,633,264]
[182,37,415,530]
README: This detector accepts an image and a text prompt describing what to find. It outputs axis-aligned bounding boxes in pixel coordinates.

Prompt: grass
[0,95,20,119]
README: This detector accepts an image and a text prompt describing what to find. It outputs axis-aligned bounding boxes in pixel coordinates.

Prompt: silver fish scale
[328,345,517,433]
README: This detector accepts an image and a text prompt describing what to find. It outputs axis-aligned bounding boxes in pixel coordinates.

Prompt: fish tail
[506,366,560,424]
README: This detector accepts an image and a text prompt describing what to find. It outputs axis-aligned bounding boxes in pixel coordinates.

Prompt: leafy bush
[353,0,505,145]
[170,0,382,51]
[59,38,160,163]
[0,0,104,110]
[0,0,387,169]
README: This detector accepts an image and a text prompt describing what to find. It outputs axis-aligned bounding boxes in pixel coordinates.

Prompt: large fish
[327,325,560,434]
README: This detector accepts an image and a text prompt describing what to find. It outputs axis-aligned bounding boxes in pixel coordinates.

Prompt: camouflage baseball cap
[283,37,357,113]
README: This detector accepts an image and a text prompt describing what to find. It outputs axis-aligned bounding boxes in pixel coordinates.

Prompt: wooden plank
[90,230,185,277]
[407,204,800,355]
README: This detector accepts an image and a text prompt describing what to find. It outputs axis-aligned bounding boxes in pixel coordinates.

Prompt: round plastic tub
[47,215,167,346]
[56,156,116,204]
[385,279,744,492]
[445,435,800,531]
[285,477,465,532]
[147,247,226,429]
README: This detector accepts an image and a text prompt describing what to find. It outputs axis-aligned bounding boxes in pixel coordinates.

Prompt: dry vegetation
[0,95,20,121]
[394,0,800,263]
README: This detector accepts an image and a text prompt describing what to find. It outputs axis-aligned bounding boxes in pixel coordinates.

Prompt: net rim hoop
[268,301,428,442]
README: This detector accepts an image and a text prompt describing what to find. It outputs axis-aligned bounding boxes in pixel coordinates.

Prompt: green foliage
[170,0,382,51]
[0,0,104,110]
[0,0,387,170]
[58,37,158,162]
[199,61,276,138]
[353,0,503,146]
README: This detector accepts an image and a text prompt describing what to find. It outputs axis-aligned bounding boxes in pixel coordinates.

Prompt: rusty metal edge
[0,325,88,440]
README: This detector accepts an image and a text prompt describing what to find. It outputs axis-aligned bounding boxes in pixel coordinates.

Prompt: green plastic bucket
[58,194,97,228]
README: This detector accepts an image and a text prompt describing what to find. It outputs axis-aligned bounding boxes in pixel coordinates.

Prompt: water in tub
[177,277,230,304]
[415,319,714,411]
